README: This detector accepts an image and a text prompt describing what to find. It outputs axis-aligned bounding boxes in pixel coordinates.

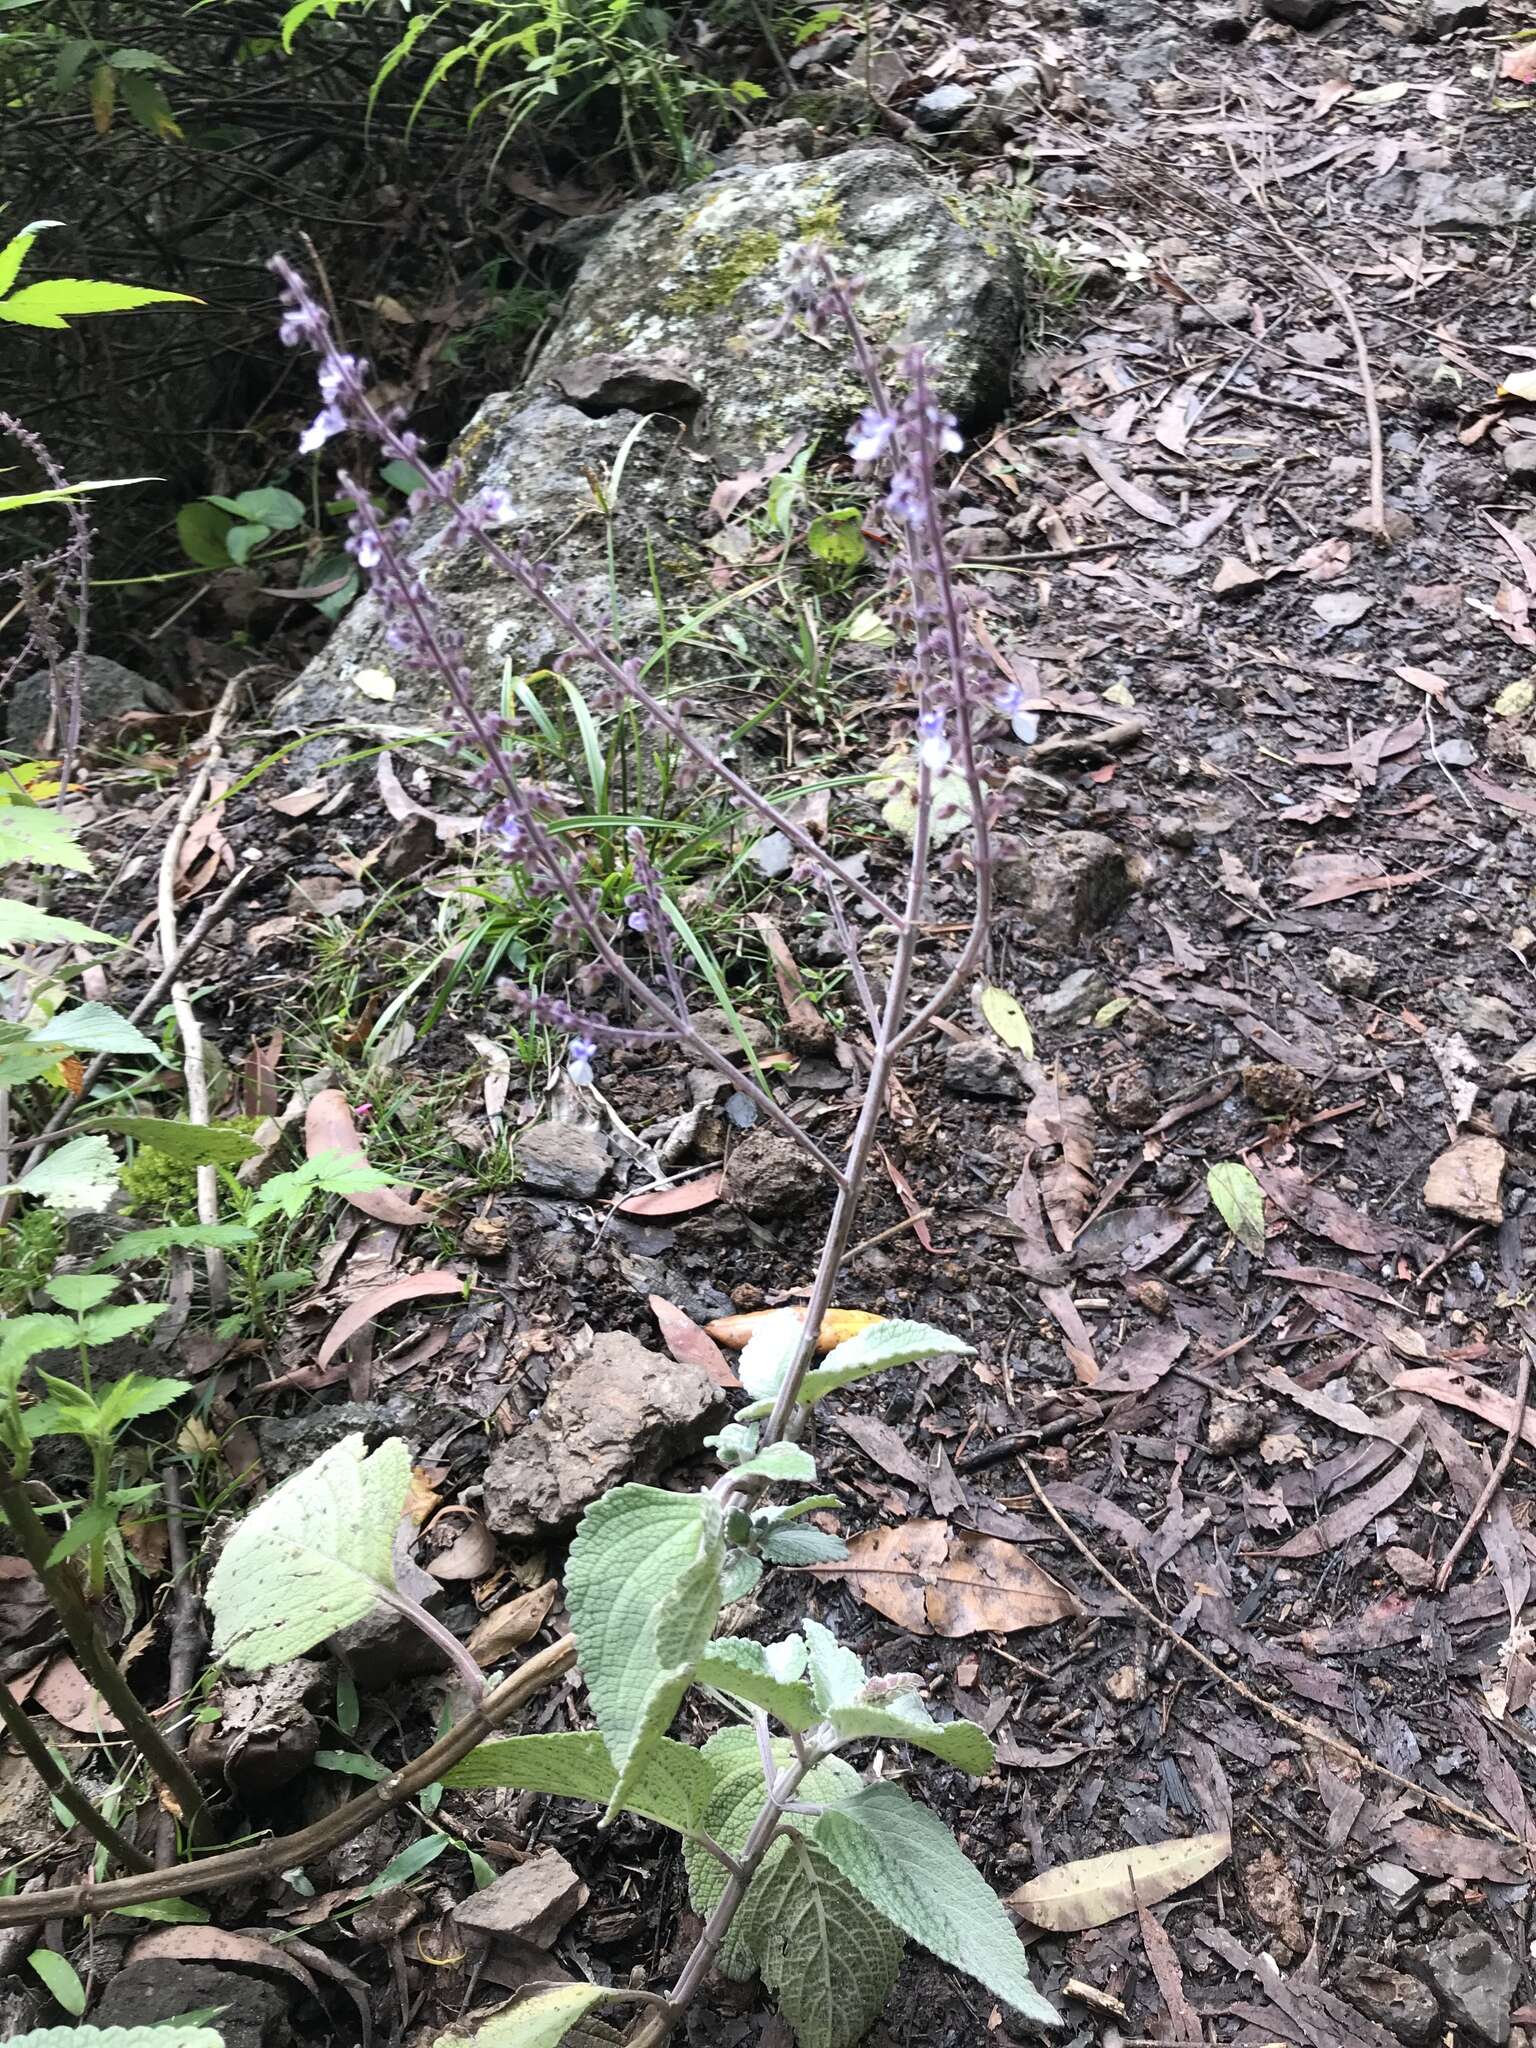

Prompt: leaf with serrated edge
[815,1783,1059,2030]
[694,1637,819,1730]
[28,1004,160,1059]
[738,1309,807,1402]
[8,1135,119,1212]
[827,1699,993,1776]
[742,1833,904,2048]
[1007,1830,1230,1933]
[206,1434,409,1669]
[565,1486,723,1817]
[441,1731,712,1833]
[739,1319,972,1417]
[757,1524,848,1566]
[0,902,117,949]
[8,2031,226,2048]
[0,807,94,875]
[803,1616,865,1711]
[731,1442,817,1483]
[431,1982,606,2048]
[1206,1161,1266,1255]
[685,1732,860,1979]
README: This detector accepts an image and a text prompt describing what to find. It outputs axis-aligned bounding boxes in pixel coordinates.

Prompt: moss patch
[664,227,782,315]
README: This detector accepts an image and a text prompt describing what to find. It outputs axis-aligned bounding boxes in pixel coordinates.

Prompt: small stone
[483,1331,726,1535]
[1424,1134,1505,1224]
[460,1214,511,1257]
[1422,0,1488,24]
[659,1103,727,1168]
[1241,1061,1312,1118]
[332,1528,454,1687]
[547,353,703,416]
[1155,811,1198,849]
[1326,946,1378,997]
[186,1658,326,1802]
[721,1129,826,1217]
[1105,1064,1159,1129]
[1207,1394,1267,1455]
[1035,968,1109,1026]
[353,1887,424,1946]
[984,59,1042,106]
[1263,0,1338,23]
[94,1962,290,2048]
[515,1123,611,1199]
[1504,441,1536,484]
[4,654,175,751]
[1369,1862,1427,1915]
[454,1848,586,1948]
[1412,1916,1520,2045]
[994,829,1133,949]
[1126,1277,1171,1315]
[1385,1545,1437,1591]
[1105,1663,1143,1702]
[1199,0,1251,36]
[942,1040,1023,1100]
[691,1006,773,1061]
[913,82,978,130]
[1440,984,1519,1040]
[1337,1956,1439,2045]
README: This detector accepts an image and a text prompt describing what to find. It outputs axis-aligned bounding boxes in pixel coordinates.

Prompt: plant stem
[0,1460,208,1839]
[0,1682,153,1874]
[378,1586,487,1701]
[627,1746,818,2048]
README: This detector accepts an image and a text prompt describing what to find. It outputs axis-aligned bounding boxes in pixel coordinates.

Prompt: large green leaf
[564,1485,723,1819]
[96,1116,262,1164]
[0,901,117,949]
[0,279,200,329]
[8,2029,224,2048]
[738,1319,972,1419]
[814,1784,1058,2030]
[0,806,93,875]
[434,1984,606,2048]
[694,1636,819,1731]
[826,1697,993,1777]
[740,1834,903,2048]
[3,1134,120,1212]
[683,1731,859,1980]
[440,1730,713,1834]
[28,1004,160,1060]
[206,1433,410,1670]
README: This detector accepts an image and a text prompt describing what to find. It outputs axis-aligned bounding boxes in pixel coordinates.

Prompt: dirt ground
[6,0,1536,2042]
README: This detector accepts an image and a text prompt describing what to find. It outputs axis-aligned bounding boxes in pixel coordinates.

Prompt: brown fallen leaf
[617,1170,723,1217]
[467,1580,558,1667]
[127,1925,319,1999]
[1502,41,1536,81]
[376,752,480,841]
[1392,1821,1525,1883]
[1210,555,1273,596]
[305,1089,435,1226]
[1292,864,1434,908]
[264,782,331,820]
[31,1655,123,1735]
[649,1295,739,1390]
[315,1269,463,1369]
[1139,1903,1202,2044]
[1423,1134,1505,1224]
[823,1520,1078,1637]
[1248,1161,1401,1257]
[1007,1830,1230,1932]
[421,1506,496,1582]
[1393,1366,1536,1451]
[704,1306,881,1354]
[1249,1429,1424,1560]
[1081,441,1180,526]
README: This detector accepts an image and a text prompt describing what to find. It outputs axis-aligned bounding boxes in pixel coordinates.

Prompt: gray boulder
[5,654,174,750]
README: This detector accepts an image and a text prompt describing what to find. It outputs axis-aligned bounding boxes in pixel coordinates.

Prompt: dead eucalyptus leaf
[466,1580,559,1667]
[315,1269,463,1368]
[822,1520,1079,1637]
[304,1090,435,1226]
[1008,1830,1231,1932]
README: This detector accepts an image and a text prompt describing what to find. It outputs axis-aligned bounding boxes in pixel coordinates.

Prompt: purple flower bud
[298,403,347,456]
[917,708,951,773]
[847,406,896,466]
[476,488,515,528]
[568,1035,597,1087]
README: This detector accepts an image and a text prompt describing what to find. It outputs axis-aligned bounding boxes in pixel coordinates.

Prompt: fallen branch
[0,1634,576,1926]
[1435,1338,1533,1594]
[1017,1462,1522,1846]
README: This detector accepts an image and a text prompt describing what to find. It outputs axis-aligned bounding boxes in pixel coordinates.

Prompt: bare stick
[0,1682,153,1874]
[1435,1340,1533,1594]
[155,1467,202,1868]
[154,677,243,1310]
[0,1634,577,1926]
[1017,1461,1521,1845]
[1300,261,1387,543]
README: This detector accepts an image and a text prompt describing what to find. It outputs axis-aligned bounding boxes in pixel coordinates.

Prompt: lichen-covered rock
[720,1129,826,1216]
[483,1332,726,1536]
[5,654,174,749]
[995,829,1133,947]
[543,145,1020,467]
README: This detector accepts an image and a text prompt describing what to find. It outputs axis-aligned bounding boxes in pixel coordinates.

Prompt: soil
[5,0,1536,2044]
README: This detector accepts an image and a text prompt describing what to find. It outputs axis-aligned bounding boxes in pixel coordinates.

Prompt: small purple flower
[847,406,896,466]
[298,403,346,456]
[568,1036,598,1087]
[347,527,382,570]
[886,465,927,529]
[278,306,313,349]
[476,488,515,528]
[917,708,951,773]
[318,352,363,404]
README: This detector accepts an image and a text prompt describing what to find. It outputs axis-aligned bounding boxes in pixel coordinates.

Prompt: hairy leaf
[565,1485,723,1818]
[803,1617,865,1711]
[433,1983,606,2048]
[0,902,116,949]
[694,1636,819,1730]
[756,1524,848,1566]
[5,1135,120,1212]
[731,1442,817,1484]
[814,1784,1058,2029]
[737,1309,807,1403]
[441,1730,713,1833]
[739,1319,972,1417]
[740,1834,903,2048]
[826,1697,993,1777]
[29,1004,160,1060]
[0,806,93,874]
[8,2030,224,2048]
[684,1731,860,1979]
[206,1433,410,1670]
[96,1116,263,1165]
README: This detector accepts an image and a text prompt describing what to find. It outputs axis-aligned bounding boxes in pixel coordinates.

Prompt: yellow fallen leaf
[703,1307,882,1353]
[1008,1831,1231,1932]
[1498,369,1536,403]
[979,982,1034,1056]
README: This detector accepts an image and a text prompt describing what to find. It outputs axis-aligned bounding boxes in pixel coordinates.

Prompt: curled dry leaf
[127,1924,320,1998]
[1007,1830,1231,1933]
[304,1090,435,1226]
[466,1579,559,1667]
[649,1294,740,1390]
[421,1506,496,1582]
[823,1520,1079,1637]
[315,1269,464,1369]
[617,1170,723,1217]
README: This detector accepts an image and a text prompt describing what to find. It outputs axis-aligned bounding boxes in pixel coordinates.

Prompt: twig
[1435,1340,1533,1594]
[154,677,244,1310]
[0,1634,577,1926]
[0,1683,153,1874]
[1414,1223,1483,1291]
[155,1467,202,1868]
[843,1207,936,1261]
[0,1463,207,1841]
[1292,259,1386,542]
[1017,1461,1522,1846]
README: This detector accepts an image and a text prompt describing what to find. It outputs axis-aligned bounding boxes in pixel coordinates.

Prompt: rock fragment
[721,1130,825,1216]
[994,830,1132,948]
[943,1040,1023,1100]
[1423,1134,1505,1224]
[515,1123,611,1199]
[454,1849,586,1948]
